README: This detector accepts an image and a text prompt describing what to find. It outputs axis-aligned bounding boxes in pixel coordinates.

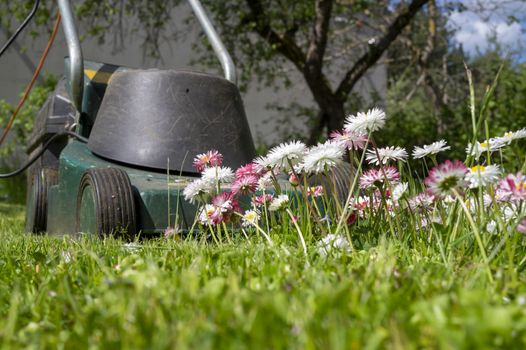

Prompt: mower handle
[57,0,84,112]
[187,0,237,84]
[58,0,236,109]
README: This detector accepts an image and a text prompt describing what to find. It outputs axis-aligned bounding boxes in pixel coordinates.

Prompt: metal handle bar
[57,0,83,112]
[187,0,237,84]
[58,0,235,108]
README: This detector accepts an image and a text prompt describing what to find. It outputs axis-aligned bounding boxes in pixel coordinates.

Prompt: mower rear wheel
[76,168,137,237]
[26,167,57,234]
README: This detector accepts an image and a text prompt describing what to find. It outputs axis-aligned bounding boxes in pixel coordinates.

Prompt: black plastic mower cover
[88,69,256,174]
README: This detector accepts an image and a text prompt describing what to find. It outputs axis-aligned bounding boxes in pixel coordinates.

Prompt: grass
[1,203,526,349]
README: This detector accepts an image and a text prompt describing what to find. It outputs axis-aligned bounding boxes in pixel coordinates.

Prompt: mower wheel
[76,168,137,237]
[26,168,57,234]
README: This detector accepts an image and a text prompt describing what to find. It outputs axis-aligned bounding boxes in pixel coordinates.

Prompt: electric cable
[0,131,88,179]
[0,0,40,58]
[0,11,61,147]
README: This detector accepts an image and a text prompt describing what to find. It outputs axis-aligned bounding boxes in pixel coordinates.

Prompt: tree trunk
[307,95,346,145]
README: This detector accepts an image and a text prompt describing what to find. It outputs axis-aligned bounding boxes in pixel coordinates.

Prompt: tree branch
[245,0,306,71]
[336,0,430,99]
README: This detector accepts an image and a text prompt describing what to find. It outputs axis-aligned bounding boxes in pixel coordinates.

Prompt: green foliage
[383,52,526,166]
[0,75,57,203]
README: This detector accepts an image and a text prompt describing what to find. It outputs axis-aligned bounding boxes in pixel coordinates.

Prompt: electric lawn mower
[5,0,255,237]
[2,0,352,238]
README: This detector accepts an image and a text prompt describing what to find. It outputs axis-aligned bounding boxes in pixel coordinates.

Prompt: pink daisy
[208,192,241,224]
[329,129,368,150]
[408,192,436,211]
[497,172,526,202]
[307,186,324,198]
[424,160,468,196]
[235,163,263,179]
[359,166,400,190]
[231,175,258,195]
[253,194,274,207]
[193,149,223,172]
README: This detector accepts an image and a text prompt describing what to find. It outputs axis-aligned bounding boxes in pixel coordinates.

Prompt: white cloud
[446,0,525,57]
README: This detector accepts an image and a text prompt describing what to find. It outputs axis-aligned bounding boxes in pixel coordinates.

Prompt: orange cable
[0,12,62,147]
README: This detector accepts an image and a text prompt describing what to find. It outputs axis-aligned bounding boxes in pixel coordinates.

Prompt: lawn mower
[8,0,256,236]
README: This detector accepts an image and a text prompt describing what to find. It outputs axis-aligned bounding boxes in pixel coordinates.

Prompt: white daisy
[266,141,307,170]
[366,146,408,165]
[302,141,345,174]
[254,155,272,171]
[201,166,234,184]
[392,182,408,202]
[268,194,290,211]
[256,172,273,191]
[317,234,352,257]
[465,164,501,188]
[501,128,526,143]
[412,140,450,159]
[198,204,216,225]
[466,138,507,159]
[183,178,214,203]
[344,107,386,133]
[242,209,260,227]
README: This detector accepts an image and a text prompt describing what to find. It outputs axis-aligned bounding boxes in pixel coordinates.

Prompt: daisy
[198,204,217,225]
[302,141,344,174]
[344,107,386,133]
[359,166,400,189]
[329,129,368,150]
[268,194,290,211]
[242,209,260,227]
[254,155,272,171]
[408,192,435,210]
[266,141,307,170]
[466,138,507,159]
[500,128,526,143]
[231,175,258,195]
[307,186,324,198]
[193,149,223,172]
[366,146,408,165]
[256,172,273,191]
[465,164,501,189]
[424,160,468,196]
[201,166,234,184]
[235,163,263,179]
[183,178,214,203]
[412,140,450,159]
[253,193,274,207]
[317,234,351,256]
[497,172,526,201]
[392,182,408,202]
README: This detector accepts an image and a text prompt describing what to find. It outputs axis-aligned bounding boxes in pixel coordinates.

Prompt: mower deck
[46,140,197,236]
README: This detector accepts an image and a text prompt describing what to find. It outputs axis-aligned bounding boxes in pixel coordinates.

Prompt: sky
[446,0,526,59]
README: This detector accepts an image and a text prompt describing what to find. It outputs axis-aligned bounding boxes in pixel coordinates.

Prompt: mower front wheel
[76,168,137,238]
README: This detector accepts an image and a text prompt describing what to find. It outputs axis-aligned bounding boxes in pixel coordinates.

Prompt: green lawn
[1,203,525,349]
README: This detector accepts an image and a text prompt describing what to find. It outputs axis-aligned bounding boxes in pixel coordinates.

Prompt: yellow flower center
[471,165,485,173]
[517,183,526,191]
[480,142,489,148]
[244,212,257,222]
[505,132,513,138]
